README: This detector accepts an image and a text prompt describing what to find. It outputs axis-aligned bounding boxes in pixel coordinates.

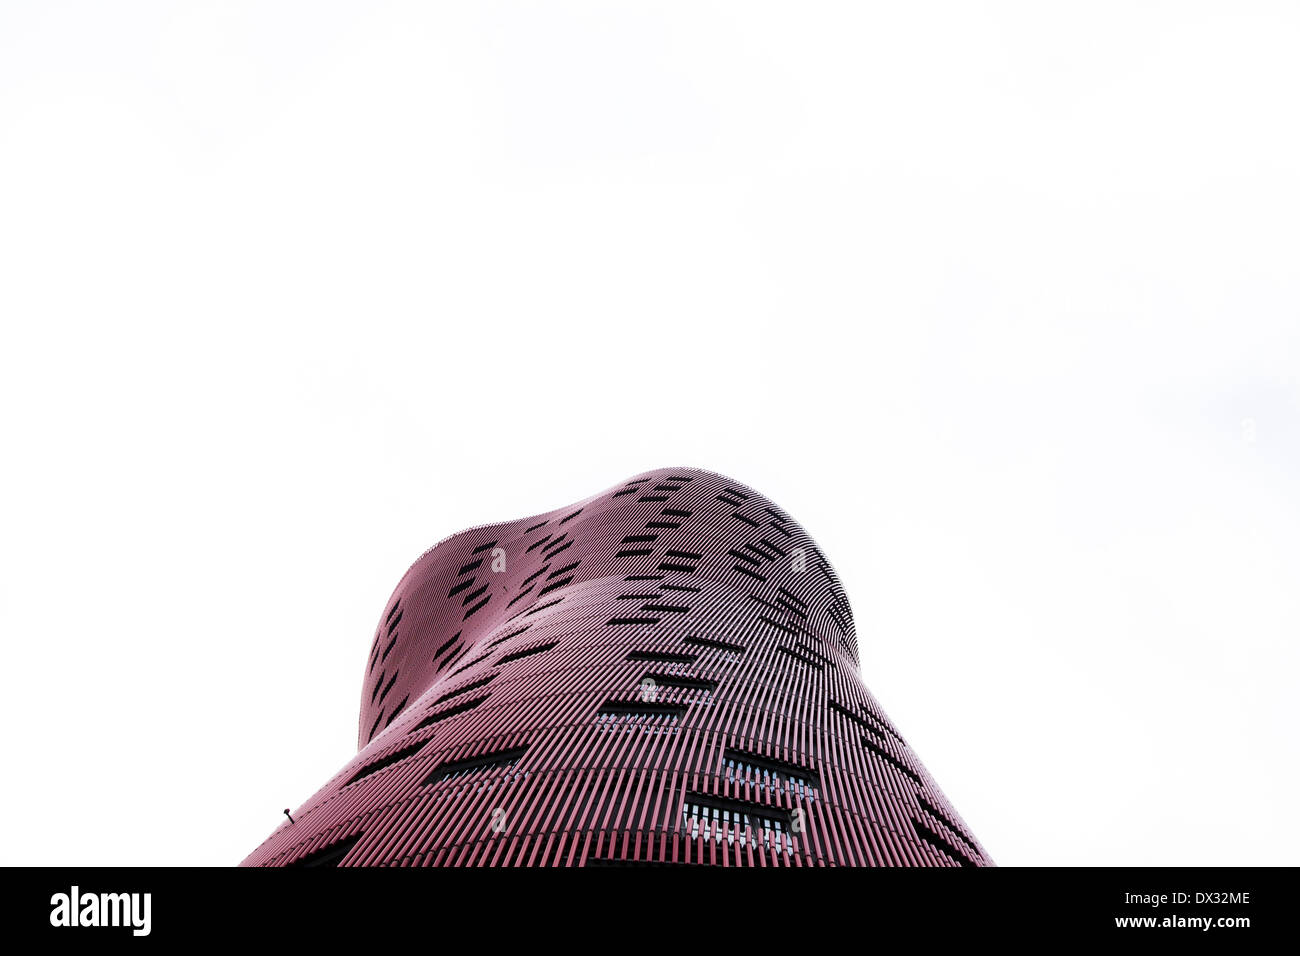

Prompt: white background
[2,2,1296,867]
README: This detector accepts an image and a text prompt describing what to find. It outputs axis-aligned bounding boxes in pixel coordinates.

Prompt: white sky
[1,2,1296,866]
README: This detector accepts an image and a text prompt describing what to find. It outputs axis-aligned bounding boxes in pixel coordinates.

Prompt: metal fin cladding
[242,467,992,867]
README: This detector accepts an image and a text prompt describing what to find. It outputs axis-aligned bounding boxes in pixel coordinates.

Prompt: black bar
[11,866,1288,944]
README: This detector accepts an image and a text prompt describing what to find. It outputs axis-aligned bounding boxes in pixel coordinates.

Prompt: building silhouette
[243,468,991,866]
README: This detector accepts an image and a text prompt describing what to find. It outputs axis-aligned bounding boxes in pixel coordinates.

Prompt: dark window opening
[862,735,924,788]
[680,792,793,850]
[548,560,581,579]
[683,635,745,653]
[775,645,825,670]
[287,833,363,868]
[487,624,532,648]
[723,746,820,797]
[462,594,491,620]
[346,739,428,785]
[626,650,697,664]
[524,597,564,617]
[912,818,973,867]
[449,650,492,676]
[424,746,529,785]
[383,695,409,728]
[497,642,557,665]
[643,672,716,692]
[412,695,490,731]
[432,673,497,705]
[916,793,973,845]
[596,701,686,727]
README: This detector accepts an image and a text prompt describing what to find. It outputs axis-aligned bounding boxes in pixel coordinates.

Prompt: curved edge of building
[242,466,993,867]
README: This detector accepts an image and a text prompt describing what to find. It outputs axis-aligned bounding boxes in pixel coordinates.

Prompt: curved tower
[242,468,992,866]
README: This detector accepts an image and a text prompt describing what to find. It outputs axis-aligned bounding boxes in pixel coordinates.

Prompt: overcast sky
[2,2,1296,866]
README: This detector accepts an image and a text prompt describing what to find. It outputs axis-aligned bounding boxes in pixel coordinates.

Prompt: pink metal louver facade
[242,468,992,867]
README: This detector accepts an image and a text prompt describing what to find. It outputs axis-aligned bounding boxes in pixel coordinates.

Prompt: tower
[242,468,991,866]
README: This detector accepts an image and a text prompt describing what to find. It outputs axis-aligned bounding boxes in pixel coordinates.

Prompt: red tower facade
[242,468,992,866]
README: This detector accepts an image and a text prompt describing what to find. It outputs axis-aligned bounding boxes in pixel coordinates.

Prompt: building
[242,467,992,866]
